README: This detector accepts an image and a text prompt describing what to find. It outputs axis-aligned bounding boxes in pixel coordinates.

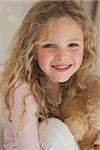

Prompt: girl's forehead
[39,18,58,41]
[38,16,82,42]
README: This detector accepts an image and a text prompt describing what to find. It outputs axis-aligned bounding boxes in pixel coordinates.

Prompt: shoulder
[85,75,100,104]
[85,76,100,130]
[77,75,100,109]
[77,75,100,101]
[14,79,30,94]
[86,75,100,94]
[12,79,39,113]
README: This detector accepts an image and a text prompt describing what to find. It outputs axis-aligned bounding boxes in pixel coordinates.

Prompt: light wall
[0,0,34,73]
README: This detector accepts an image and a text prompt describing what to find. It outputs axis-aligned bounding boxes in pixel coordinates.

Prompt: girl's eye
[42,44,55,48]
[68,43,79,48]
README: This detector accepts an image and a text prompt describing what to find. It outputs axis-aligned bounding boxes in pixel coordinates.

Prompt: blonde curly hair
[0,0,96,132]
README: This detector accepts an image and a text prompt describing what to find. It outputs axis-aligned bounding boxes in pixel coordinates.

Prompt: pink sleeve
[11,81,43,150]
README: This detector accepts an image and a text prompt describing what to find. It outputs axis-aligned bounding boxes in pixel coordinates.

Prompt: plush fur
[62,76,100,150]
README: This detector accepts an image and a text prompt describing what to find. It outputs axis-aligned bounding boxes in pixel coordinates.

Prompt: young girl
[0,0,100,150]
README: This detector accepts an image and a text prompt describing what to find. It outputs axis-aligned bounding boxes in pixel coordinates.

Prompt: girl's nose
[55,48,70,62]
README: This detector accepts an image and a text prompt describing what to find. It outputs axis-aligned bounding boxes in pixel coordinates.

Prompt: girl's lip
[51,64,73,72]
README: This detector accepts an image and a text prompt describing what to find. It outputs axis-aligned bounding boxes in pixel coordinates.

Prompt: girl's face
[37,16,84,83]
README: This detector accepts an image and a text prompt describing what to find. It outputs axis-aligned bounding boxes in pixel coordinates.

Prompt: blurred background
[0,0,100,75]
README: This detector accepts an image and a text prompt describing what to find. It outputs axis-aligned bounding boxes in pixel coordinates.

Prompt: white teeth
[54,65,70,69]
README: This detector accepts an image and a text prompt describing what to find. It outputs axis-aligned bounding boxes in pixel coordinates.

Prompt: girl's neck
[47,80,62,105]
[47,79,60,94]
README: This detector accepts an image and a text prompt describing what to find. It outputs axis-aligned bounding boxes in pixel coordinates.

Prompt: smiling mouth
[52,64,72,72]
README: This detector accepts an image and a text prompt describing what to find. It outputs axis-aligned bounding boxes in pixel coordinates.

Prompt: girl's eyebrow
[67,39,83,42]
[39,38,83,46]
[39,40,54,45]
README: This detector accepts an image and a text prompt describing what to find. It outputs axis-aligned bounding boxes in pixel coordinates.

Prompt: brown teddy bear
[62,76,100,150]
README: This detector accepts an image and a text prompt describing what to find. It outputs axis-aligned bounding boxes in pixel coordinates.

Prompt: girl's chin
[46,74,72,84]
[51,77,71,84]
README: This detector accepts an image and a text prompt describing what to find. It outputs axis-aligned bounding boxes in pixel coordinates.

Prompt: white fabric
[39,118,79,150]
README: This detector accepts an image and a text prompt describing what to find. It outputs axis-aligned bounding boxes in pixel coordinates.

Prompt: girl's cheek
[42,51,51,59]
[37,50,52,64]
[74,47,84,55]
[71,49,84,64]
[72,46,84,53]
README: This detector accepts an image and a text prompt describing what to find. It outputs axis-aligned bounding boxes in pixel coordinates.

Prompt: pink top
[2,81,44,150]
